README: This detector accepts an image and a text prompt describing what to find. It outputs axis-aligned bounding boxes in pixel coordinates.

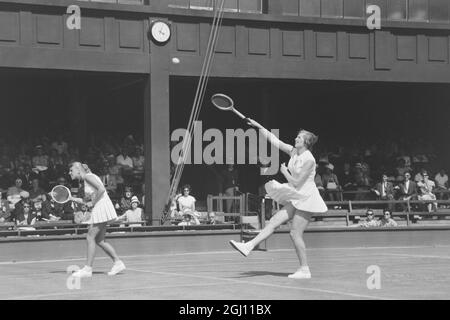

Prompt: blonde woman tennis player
[229,119,327,279]
[69,162,125,277]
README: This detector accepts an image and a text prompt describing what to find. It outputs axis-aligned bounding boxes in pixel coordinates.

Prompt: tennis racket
[50,185,72,204]
[211,93,248,121]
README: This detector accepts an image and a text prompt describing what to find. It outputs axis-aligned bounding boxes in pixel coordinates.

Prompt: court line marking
[1,245,446,266]
[127,267,391,300]
[5,281,225,300]
[381,253,450,260]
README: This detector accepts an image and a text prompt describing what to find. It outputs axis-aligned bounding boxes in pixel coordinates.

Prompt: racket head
[211,93,234,111]
[51,185,71,204]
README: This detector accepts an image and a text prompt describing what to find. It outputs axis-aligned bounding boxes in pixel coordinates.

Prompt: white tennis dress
[265,149,327,213]
[84,173,117,224]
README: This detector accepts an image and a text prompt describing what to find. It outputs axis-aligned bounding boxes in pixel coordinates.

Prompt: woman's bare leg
[95,223,120,263]
[290,211,313,267]
[86,225,100,267]
[246,203,296,250]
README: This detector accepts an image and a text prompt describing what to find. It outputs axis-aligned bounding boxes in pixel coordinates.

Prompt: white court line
[382,253,450,260]
[127,267,391,300]
[5,281,225,300]
[0,245,448,266]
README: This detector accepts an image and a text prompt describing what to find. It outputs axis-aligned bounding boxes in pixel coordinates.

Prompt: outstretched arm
[246,118,293,155]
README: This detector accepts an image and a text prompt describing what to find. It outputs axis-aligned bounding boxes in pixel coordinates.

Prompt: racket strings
[52,186,70,203]
[164,0,226,223]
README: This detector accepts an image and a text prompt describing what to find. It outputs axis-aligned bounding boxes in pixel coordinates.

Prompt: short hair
[298,129,319,150]
[182,184,191,192]
[366,209,374,215]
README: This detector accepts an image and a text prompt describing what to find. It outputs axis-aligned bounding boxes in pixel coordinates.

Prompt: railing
[169,0,264,14]
[77,0,148,4]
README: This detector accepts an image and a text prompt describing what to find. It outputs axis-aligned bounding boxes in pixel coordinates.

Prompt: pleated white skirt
[265,180,328,213]
[87,197,118,224]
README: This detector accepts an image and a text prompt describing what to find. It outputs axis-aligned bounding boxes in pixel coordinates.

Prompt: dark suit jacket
[375,182,395,199]
[398,180,418,198]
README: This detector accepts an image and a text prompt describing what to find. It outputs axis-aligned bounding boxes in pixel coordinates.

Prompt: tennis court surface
[1,229,450,300]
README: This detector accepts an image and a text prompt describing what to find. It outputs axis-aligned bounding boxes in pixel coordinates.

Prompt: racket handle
[232,109,247,120]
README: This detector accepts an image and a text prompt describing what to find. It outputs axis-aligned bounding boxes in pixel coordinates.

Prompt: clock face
[151,21,171,43]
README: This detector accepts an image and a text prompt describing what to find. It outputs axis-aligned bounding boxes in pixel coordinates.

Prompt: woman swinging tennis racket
[69,162,125,278]
[229,119,327,279]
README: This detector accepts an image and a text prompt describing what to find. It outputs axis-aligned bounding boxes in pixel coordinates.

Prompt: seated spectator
[48,148,65,176]
[132,146,145,173]
[116,186,133,214]
[0,192,11,223]
[32,200,49,222]
[117,196,144,226]
[52,200,74,221]
[417,173,438,212]
[434,169,449,201]
[379,209,398,227]
[29,178,46,203]
[373,173,395,211]
[178,211,200,226]
[73,203,90,224]
[51,134,69,156]
[206,212,223,225]
[315,172,325,198]
[20,164,39,190]
[107,154,124,190]
[357,209,380,228]
[177,185,196,214]
[397,172,418,211]
[15,200,36,226]
[7,178,24,206]
[117,149,133,169]
[354,163,371,201]
[99,166,117,196]
[169,190,182,220]
[321,163,342,202]
[395,158,411,183]
[414,168,427,184]
[32,145,49,170]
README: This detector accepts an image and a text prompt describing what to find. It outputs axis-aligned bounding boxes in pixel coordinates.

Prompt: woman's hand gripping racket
[211,94,249,122]
[50,185,93,209]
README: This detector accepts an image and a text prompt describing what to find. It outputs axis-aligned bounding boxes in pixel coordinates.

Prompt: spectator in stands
[132,146,145,174]
[20,164,39,190]
[99,165,117,196]
[177,211,200,226]
[7,178,24,206]
[206,211,224,225]
[29,178,46,203]
[434,169,449,202]
[373,173,395,211]
[379,209,398,227]
[414,168,427,184]
[107,154,124,191]
[15,200,36,226]
[15,145,32,168]
[221,164,239,214]
[0,191,11,223]
[73,203,90,224]
[397,172,417,211]
[321,163,342,202]
[417,173,438,212]
[177,184,196,213]
[116,186,133,214]
[116,148,134,183]
[48,148,65,177]
[354,163,371,201]
[315,171,325,198]
[51,200,74,221]
[32,200,49,222]
[51,134,69,157]
[117,196,144,226]
[32,145,49,169]
[395,159,411,183]
[358,209,380,228]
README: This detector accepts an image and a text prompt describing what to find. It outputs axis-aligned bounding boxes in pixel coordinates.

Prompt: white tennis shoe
[108,260,126,276]
[288,267,311,279]
[229,240,251,257]
[72,266,92,278]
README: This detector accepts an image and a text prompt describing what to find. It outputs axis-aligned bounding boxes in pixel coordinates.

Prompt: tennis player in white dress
[69,162,126,278]
[230,119,327,279]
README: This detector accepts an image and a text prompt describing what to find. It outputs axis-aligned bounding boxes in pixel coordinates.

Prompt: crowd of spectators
[313,138,448,212]
[0,132,145,227]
